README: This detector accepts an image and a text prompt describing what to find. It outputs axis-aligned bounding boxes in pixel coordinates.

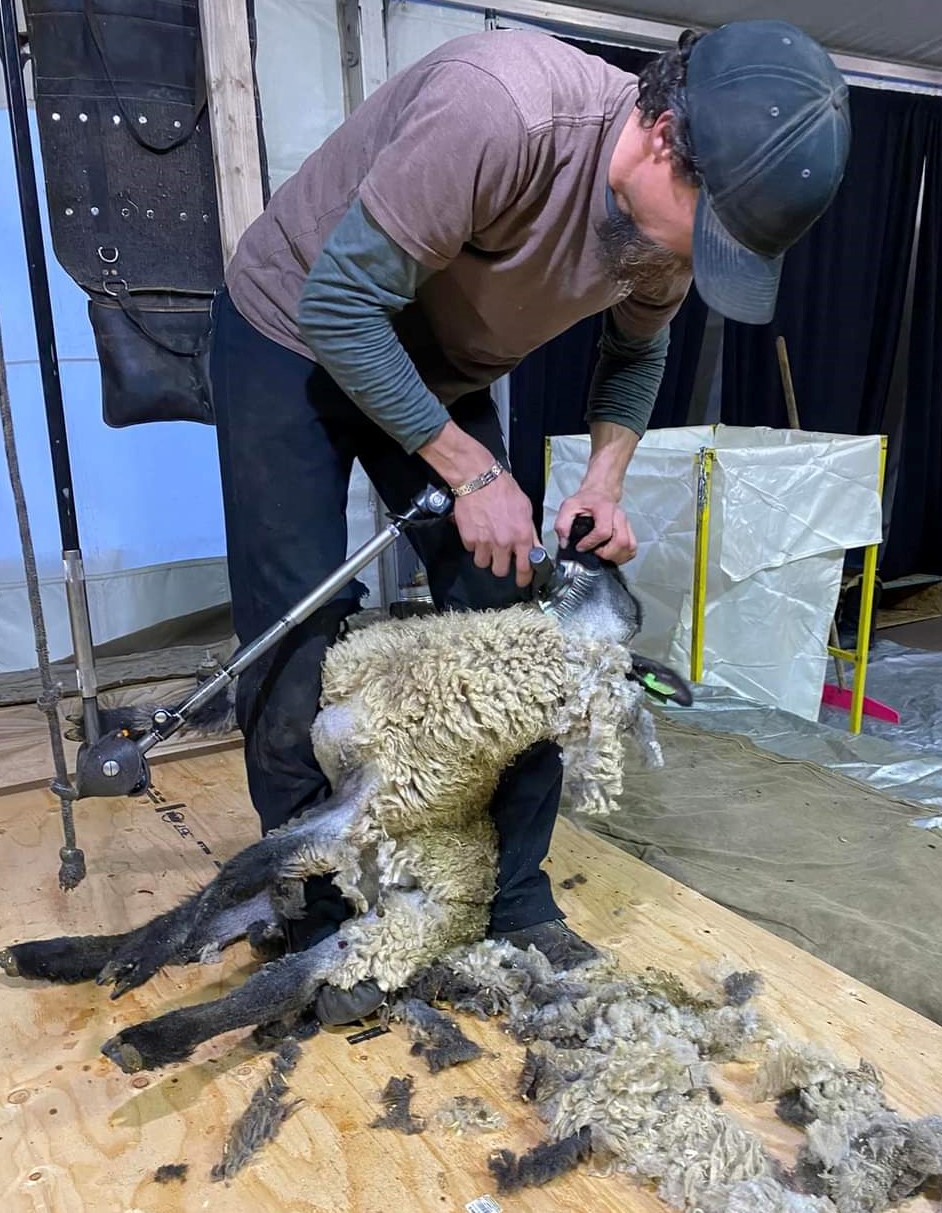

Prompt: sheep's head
[534,520,692,708]
[538,543,644,647]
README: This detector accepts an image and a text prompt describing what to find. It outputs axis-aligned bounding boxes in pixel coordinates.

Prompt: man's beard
[596,208,689,295]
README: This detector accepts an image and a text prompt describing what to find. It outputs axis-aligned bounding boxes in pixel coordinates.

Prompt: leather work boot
[492,920,599,970]
[313,979,385,1026]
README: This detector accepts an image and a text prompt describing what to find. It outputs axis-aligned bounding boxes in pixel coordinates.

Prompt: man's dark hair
[635,30,703,186]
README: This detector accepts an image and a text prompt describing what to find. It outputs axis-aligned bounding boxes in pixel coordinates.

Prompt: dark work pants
[209,290,563,939]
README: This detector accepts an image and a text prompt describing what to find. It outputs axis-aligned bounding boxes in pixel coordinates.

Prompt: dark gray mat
[584,716,942,1025]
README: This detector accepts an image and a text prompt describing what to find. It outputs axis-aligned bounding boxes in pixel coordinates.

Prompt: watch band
[452,462,505,497]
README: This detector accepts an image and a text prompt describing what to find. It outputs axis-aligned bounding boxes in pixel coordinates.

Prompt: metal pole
[134,520,408,755]
[0,0,77,547]
[0,0,100,736]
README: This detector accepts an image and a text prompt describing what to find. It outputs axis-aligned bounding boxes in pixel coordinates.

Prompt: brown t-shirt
[227,31,690,404]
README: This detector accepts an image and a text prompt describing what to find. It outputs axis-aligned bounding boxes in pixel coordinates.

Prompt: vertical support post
[358,0,388,97]
[337,0,387,111]
[0,0,99,719]
[1,0,90,881]
[848,435,888,734]
[336,0,396,607]
[336,0,364,113]
[690,446,715,684]
[198,0,266,265]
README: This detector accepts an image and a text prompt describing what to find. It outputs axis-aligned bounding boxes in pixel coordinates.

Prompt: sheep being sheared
[1,545,683,1075]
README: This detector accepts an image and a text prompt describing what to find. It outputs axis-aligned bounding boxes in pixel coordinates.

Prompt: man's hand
[418,419,538,586]
[553,422,640,564]
[454,473,539,585]
[555,490,637,563]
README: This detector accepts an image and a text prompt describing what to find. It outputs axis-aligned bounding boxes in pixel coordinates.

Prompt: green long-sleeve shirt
[298,198,669,453]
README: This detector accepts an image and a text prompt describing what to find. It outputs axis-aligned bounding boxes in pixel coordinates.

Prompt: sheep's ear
[629,654,693,706]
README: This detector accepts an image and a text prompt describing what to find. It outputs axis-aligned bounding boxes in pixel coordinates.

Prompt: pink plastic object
[821,682,901,724]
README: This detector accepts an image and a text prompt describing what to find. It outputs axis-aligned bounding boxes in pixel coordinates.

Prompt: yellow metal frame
[826,434,888,733]
[690,447,715,684]
[689,435,888,734]
[545,433,887,735]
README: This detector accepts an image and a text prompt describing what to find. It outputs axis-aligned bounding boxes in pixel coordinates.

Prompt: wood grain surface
[1,748,939,1212]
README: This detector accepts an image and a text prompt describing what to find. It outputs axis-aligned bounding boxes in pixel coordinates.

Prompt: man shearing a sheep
[210,20,850,1025]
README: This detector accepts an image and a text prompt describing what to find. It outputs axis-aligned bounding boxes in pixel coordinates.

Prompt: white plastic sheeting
[0,105,229,674]
[255,0,346,192]
[387,1,483,75]
[545,426,883,720]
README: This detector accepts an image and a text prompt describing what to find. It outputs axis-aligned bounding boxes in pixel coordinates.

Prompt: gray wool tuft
[395,997,484,1073]
[371,1075,425,1135]
[153,1162,189,1184]
[489,1127,593,1192]
[212,1038,304,1182]
[724,970,764,1007]
[431,1094,505,1135]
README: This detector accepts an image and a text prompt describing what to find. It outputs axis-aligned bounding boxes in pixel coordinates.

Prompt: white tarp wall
[0,108,229,674]
[546,427,883,720]
[386,1,483,73]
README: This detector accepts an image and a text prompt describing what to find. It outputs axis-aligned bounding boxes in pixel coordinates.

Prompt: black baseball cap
[686,20,851,325]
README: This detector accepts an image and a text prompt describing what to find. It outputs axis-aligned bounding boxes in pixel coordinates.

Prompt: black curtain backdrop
[721,88,929,436]
[509,37,708,514]
[721,86,942,577]
[882,103,942,577]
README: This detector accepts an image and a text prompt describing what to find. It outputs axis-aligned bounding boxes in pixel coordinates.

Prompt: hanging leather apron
[23,0,259,425]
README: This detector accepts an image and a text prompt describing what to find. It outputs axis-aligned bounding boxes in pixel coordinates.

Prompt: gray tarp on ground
[583,716,942,1026]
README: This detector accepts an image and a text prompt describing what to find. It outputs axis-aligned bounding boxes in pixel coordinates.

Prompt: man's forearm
[418,420,504,490]
[586,315,670,438]
[298,199,449,454]
[580,421,640,499]
[301,202,510,493]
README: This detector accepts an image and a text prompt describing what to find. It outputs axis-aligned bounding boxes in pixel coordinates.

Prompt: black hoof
[247,920,287,962]
[96,930,173,997]
[101,1018,190,1072]
[101,1034,147,1074]
[96,954,161,999]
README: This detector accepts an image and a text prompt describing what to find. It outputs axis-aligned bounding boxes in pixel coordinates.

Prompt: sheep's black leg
[95,834,295,997]
[3,787,362,997]
[100,794,365,996]
[3,829,292,995]
[63,688,237,743]
[2,890,282,994]
[1,924,154,984]
[101,938,339,1072]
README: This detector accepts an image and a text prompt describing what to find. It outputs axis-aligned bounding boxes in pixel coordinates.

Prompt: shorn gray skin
[1,550,686,1075]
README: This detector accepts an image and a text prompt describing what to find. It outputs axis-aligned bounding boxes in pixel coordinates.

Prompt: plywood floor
[1,748,940,1213]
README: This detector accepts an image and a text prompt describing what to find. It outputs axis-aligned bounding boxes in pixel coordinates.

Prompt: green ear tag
[642,673,677,699]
